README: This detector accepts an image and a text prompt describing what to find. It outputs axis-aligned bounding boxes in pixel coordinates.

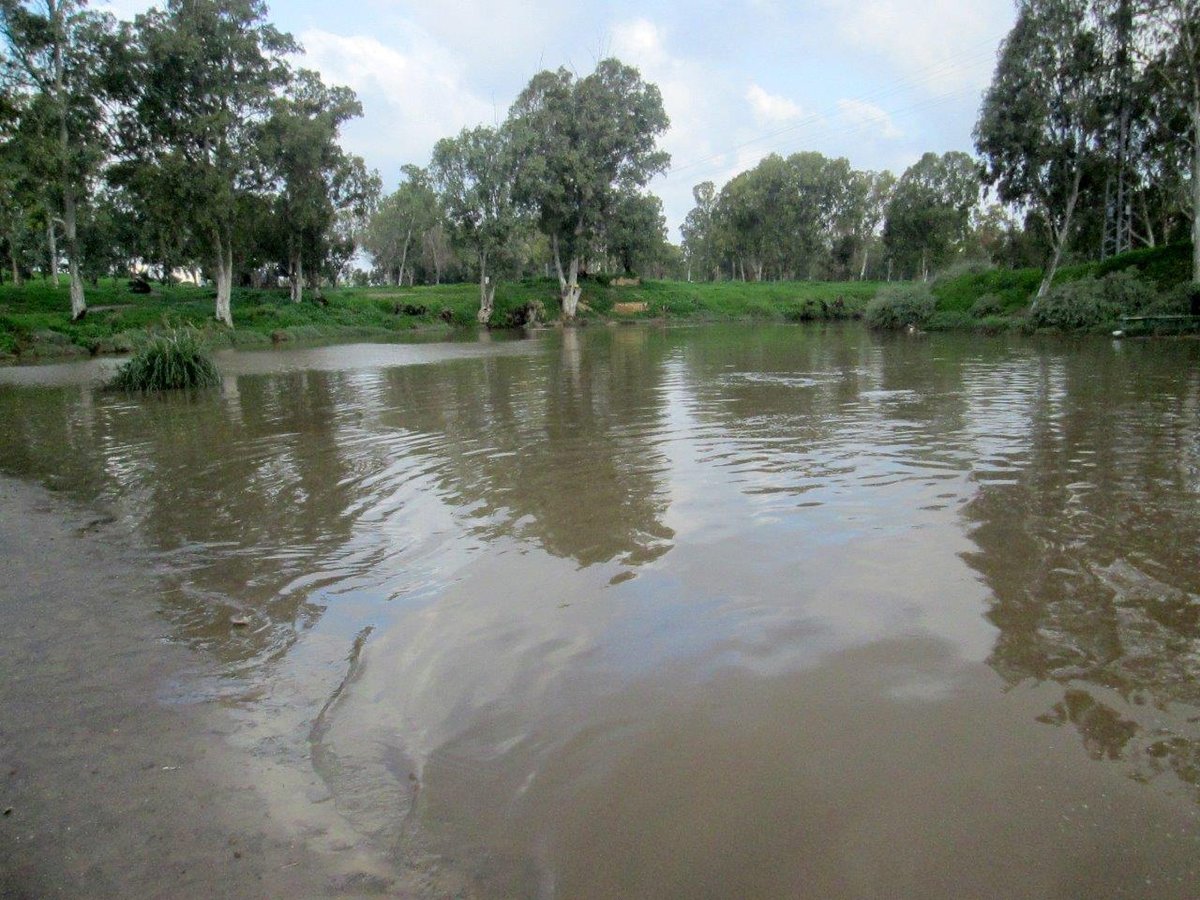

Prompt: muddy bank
[0,476,451,898]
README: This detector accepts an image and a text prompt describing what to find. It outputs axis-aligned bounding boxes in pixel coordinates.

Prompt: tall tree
[509,58,669,318]
[262,69,364,302]
[118,0,295,326]
[975,0,1106,300]
[604,190,666,276]
[1140,0,1200,282]
[363,165,438,286]
[681,181,718,281]
[430,125,519,324]
[0,0,115,318]
[883,151,980,280]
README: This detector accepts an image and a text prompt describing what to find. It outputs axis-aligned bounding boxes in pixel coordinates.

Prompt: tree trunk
[398,227,412,289]
[50,0,85,319]
[63,190,86,320]
[45,211,59,286]
[859,246,870,281]
[214,234,233,327]
[1192,100,1200,283]
[552,234,582,319]
[289,240,303,303]
[9,242,22,287]
[1037,169,1084,303]
[561,256,582,320]
[477,253,495,325]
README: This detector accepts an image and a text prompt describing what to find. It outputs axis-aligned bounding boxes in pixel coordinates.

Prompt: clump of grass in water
[112,327,220,391]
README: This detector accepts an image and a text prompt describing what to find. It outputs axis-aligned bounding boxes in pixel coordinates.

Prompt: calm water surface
[3,325,1199,897]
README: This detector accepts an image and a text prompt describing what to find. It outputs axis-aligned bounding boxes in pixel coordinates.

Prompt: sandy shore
[0,475,443,898]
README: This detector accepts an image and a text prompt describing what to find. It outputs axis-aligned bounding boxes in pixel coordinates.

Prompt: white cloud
[746,84,804,125]
[298,27,494,180]
[836,98,902,139]
[818,0,1010,95]
[609,18,741,236]
[610,18,670,69]
[97,0,151,21]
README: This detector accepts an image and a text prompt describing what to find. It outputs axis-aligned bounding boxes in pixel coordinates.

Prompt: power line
[660,37,999,184]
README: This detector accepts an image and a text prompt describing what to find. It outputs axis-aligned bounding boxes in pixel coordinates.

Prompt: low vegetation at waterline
[0,277,879,360]
[110,328,220,392]
[0,243,1195,362]
[864,284,937,330]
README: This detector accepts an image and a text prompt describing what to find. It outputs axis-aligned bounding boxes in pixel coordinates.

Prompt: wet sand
[0,475,448,898]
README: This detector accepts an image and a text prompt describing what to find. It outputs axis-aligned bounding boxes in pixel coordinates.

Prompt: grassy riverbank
[0,243,1193,362]
[0,277,880,361]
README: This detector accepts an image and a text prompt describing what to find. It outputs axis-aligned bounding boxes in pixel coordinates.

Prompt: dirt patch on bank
[0,476,455,898]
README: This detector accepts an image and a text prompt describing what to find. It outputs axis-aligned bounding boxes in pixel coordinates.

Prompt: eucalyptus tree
[1139,0,1200,281]
[604,190,667,276]
[118,0,295,326]
[715,155,790,281]
[975,0,1107,300]
[681,181,718,281]
[0,0,116,317]
[363,165,439,286]
[429,125,519,324]
[509,58,669,318]
[883,152,981,280]
[262,69,365,302]
[0,89,38,283]
[855,170,896,279]
[321,158,380,286]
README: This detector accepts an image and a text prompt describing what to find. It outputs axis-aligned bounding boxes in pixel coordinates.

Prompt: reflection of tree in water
[962,347,1200,793]
[0,373,364,666]
[376,327,675,568]
[0,332,679,669]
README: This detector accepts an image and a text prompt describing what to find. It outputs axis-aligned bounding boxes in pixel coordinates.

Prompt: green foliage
[883,152,981,278]
[1094,242,1193,289]
[111,327,220,391]
[1029,271,1156,331]
[969,293,1004,318]
[509,58,670,308]
[864,284,936,329]
[932,258,995,287]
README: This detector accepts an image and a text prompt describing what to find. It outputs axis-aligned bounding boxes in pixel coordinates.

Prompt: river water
[2,325,1199,897]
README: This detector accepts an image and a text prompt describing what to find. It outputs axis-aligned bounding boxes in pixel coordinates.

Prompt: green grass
[928,242,1195,331]
[0,245,1191,359]
[0,275,881,360]
[111,327,221,391]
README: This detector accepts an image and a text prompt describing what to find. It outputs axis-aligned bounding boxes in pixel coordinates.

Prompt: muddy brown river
[2,325,1199,897]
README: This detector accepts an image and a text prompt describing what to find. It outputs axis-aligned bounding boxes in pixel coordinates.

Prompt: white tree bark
[63,191,85,320]
[214,235,233,327]
[552,234,583,319]
[477,253,495,324]
[289,241,303,303]
[47,0,85,319]
[561,256,582,319]
[45,210,59,286]
[1037,169,1083,303]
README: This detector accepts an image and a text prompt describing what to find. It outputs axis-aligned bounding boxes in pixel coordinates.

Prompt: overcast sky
[103,0,1017,239]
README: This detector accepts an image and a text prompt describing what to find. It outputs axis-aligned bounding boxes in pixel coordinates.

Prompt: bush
[927,310,973,331]
[969,293,1004,318]
[1100,269,1156,312]
[864,284,936,330]
[932,258,995,286]
[1030,270,1157,332]
[111,328,220,391]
